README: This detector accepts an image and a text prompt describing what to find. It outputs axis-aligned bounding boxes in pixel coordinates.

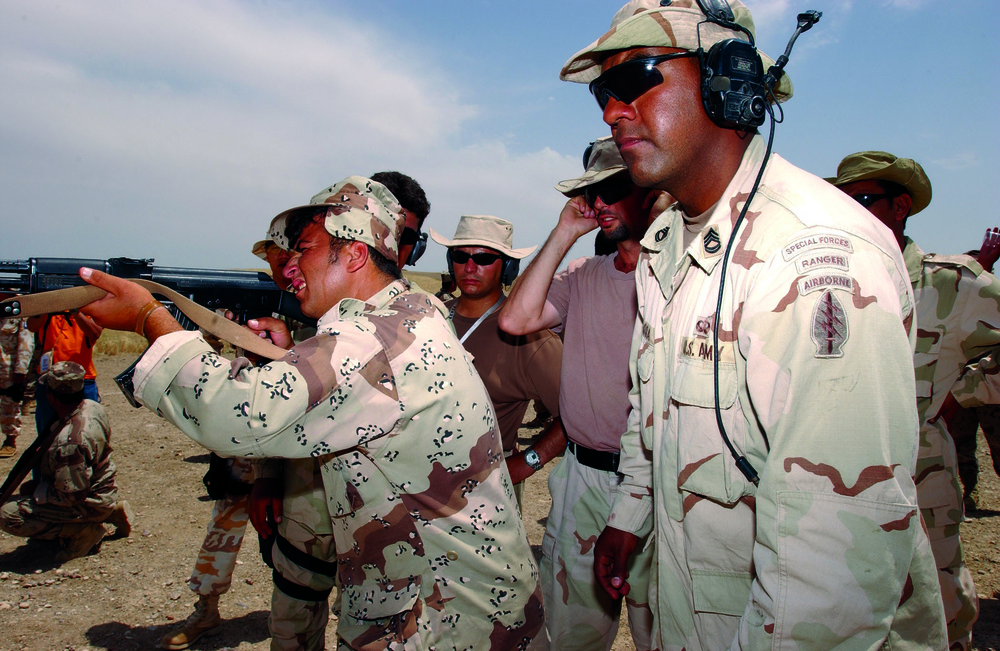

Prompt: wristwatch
[523,448,543,472]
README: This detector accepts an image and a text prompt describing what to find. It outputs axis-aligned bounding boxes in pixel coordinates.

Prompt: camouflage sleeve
[948,269,1000,407]
[34,414,105,507]
[607,260,654,534]
[135,329,401,459]
[735,235,928,646]
[13,319,33,376]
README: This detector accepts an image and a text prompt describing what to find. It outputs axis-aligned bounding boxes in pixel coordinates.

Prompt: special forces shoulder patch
[811,290,848,358]
[703,226,722,256]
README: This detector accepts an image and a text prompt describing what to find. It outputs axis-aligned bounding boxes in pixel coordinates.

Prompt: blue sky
[1,0,996,273]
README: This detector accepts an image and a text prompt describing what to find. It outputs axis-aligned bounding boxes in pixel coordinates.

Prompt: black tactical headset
[692,0,768,130]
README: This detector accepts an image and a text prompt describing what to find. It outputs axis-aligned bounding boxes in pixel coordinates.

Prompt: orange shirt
[39,314,98,380]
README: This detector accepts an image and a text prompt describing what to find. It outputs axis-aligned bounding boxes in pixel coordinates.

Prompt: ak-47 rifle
[0,257,313,328]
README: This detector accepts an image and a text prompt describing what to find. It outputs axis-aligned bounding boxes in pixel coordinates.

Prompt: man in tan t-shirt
[429,215,565,492]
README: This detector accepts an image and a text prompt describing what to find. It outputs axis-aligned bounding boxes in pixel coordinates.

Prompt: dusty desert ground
[0,346,997,650]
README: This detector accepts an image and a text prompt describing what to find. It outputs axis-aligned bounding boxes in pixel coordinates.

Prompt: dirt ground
[0,352,998,651]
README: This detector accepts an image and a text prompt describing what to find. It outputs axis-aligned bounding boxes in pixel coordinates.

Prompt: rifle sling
[0,426,61,505]
[1,281,288,360]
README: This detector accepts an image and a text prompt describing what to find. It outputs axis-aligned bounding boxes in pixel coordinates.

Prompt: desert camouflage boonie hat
[40,361,86,395]
[555,136,630,197]
[429,215,537,259]
[560,0,792,102]
[827,151,933,216]
[272,176,404,263]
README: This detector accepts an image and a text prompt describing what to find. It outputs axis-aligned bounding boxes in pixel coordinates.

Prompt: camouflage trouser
[0,495,112,539]
[188,457,255,596]
[952,404,1000,503]
[188,492,250,596]
[927,523,979,651]
[541,452,654,651]
[268,518,338,651]
[1,394,23,440]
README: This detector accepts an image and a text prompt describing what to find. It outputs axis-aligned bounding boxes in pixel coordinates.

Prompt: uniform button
[446,551,458,561]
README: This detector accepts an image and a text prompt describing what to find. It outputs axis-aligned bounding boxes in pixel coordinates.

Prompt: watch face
[524,449,542,470]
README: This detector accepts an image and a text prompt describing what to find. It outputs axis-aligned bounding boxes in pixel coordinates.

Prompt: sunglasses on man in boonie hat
[589,52,698,110]
[583,174,634,208]
[449,250,503,267]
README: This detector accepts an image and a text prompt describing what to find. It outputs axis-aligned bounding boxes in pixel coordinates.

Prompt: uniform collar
[640,135,767,289]
[317,278,411,328]
[902,237,925,285]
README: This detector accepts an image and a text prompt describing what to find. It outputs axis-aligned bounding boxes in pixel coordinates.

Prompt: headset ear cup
[699,39,766,130]
[406,232,427,265]
[501,258,520,286]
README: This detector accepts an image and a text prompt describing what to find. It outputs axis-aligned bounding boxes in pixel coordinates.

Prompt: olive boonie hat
[272,176,404,263]
[429,215,537,259]
[40,361,85,395]
[555,137,630,197]
[827,151,932,216]
[560,0,792,102]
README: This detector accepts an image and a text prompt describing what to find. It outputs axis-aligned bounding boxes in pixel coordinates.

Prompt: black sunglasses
[450,250,502,266]
[583,174,634,207]
[589,52,698,110]
[850,193,895,208]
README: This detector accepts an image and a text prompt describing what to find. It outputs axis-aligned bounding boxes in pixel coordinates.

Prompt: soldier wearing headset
[562,0,946,648]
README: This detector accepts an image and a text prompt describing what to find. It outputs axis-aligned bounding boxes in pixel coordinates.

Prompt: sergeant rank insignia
[703,226,722,255]
[811,290,848,358]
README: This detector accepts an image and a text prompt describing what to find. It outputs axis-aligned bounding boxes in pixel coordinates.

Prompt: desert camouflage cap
[272,176,404,263]
[555,136,629,197]
[250,213,293,261]
[40,361,86,395]
[827,151,933,216]
[560,0,792,102]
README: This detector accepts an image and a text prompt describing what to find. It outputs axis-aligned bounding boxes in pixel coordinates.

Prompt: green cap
[827,151,932,216]
[555,137,630,197]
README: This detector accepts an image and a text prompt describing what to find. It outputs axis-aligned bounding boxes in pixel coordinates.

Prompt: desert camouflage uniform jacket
[906,238,1000,529]
[608,136,947,650]
[132,279,543,650]
[0,317,34,387]
[34,399,118,511]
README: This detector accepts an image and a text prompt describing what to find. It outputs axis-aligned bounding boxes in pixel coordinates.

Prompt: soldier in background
[952,227,1000,512]
[0,361,131,562]
[429,215,563,505]
[830,151,1000,649]
[0,315,34,458]
[499,136,660,650]
[159,231,294,650]
[370,171,431,270]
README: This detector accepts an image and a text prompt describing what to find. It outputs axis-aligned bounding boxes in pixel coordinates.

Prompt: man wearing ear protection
[830,151,1000,650]
[562,1,946,648]
[429,215,564,504]
[370,171,431,270]
[500,136,662,650]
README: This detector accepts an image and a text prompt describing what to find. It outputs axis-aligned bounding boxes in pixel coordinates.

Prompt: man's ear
[343,241,370,273]
[894,193,913,221]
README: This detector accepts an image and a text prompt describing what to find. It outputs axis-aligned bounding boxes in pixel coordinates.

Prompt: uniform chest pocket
[671,355,752,504]
[913,326,944,400]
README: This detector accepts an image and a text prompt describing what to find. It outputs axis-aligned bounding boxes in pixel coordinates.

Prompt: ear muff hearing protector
[406,231,427,265]
[446,249,520,286]
[694,0,768,131]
